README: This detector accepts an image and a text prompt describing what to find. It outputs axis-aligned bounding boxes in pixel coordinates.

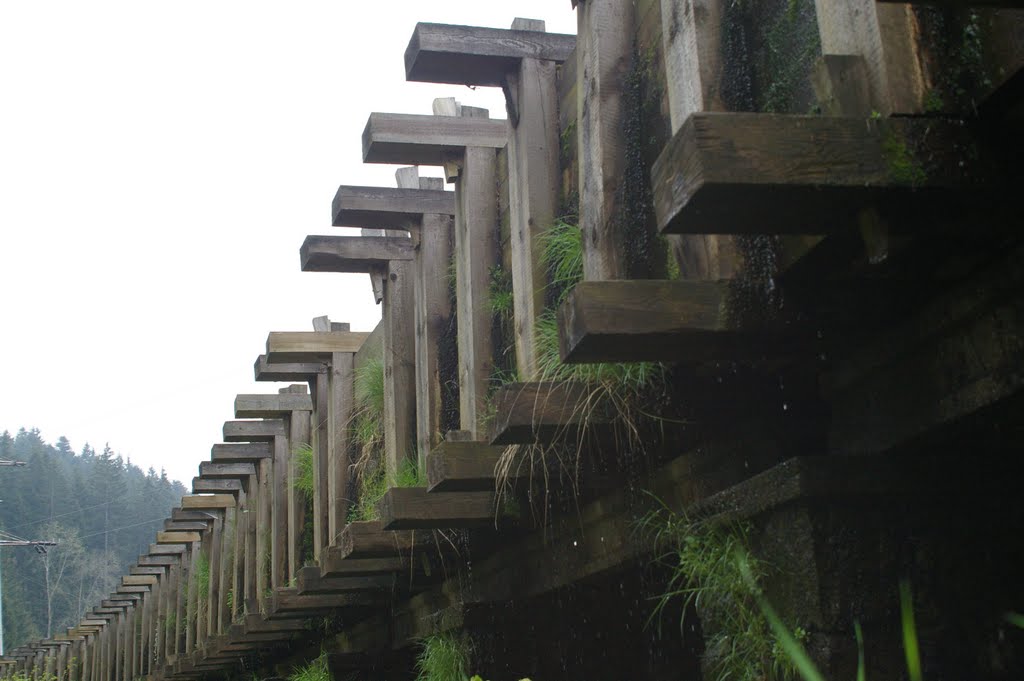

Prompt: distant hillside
[0,428,186,649]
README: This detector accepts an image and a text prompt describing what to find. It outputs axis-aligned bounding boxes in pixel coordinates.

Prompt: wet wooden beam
[488,382,610,445]
[331,185,455,229]
[234,392,313,418]
[222,419,286,442]
[210,442,272,463]
[556,280,796,362]
[268,589,378,616]
[361,112,506,165]
[336,520,432,559]
[242,615,308,635]
[377,487,496,530]
[652,113,986,235]
[294,566,393,595]
[254,353,324,382]
[319,549,407,578]
[300,235,415,273]
[404,22,575,86]
[425,437,523,493]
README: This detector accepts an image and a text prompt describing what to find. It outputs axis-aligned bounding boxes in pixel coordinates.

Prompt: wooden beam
[336,520,432,559]
[222,419,286,443]
[652,113,986,235]
[294,566,393,595]
[180,494,235,510]
[268,589,378,615]
[300,235,415,273]
[234,392,313,418]
[376,487,496,530]
[254,353,324,382]
[327,351,354,546]
[147,543,186,556]
[129,566,166,576]
[210,442,272,463]
[191,478,242,495]
[425,438,526,493]
[331,185,455,229]
[361,112,507,165]
[266,331,370,363]
[318,549,407,578]
[122,576,158,587]
[488,381,610,445]
[556,279,797,362]
[156,532,200,545]
[137,555,178,566]
[242,615,307,635]
[198,462,256,480]
[163,520,208,532]
[404,22,575,86]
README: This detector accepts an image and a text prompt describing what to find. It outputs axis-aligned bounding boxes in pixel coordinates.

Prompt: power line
[1,488,169,532]
[77,516,166,540]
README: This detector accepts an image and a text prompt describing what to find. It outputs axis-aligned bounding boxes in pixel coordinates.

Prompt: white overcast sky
[0,2,577,486]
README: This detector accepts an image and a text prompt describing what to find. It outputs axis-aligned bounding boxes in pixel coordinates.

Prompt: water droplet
[782,403,789,411]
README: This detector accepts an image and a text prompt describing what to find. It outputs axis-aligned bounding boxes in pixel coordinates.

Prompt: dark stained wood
[268,588,379,615]
[191,478,242,495]
[294,566,393,595]
[331,185,455,229]
[253,353,324,382]
[556,280,798,362]
[266,332,370,363]
[222,419,286,443]
[377,487,496,531]
[652,113,988,235]
[319,549,407,578]
[425,439,526,492]
[336,521,432,559]
[210,442,272,463]
[404,22,575,86]
[300,235,415,273]
[488,382,611,445]
[361,112,507,165]
[241,615,307,635]
[234,393,313,418]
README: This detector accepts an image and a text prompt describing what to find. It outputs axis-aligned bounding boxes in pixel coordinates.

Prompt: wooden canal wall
[4,2,1024,680]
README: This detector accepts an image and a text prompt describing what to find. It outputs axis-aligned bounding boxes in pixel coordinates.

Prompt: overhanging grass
[288,652,330,681]
[292,443,315,497]
[415,633,469,681]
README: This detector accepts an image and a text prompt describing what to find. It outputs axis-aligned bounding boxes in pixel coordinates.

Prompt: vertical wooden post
[573,3,633,280]
[506,18,562,376]
[397,167,455,468]
[328,351,354,544]
[256,444,272,615]
[284,386,312,583]
[206,511,222,640]
[382,229,417,479]
[313,366,331,555]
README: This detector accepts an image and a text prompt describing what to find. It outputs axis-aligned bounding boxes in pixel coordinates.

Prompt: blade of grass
[899,580,922,681]
[854,622,866,681]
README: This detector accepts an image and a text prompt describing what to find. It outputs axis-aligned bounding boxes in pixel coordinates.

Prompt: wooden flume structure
[4,1,1023,679]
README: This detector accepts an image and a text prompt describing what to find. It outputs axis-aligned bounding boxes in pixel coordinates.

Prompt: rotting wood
[488,381,611,445]
[222,419,286,442]
[425,439,526,493]
[300,235,416,273]
[254,353,325,382]
[404,22,575,86]
[266,332,370,362]
[556,279,798,362]
[331,185,455,229]
[234,392,313,418]
[652,113,989,235]
[376,487,496,531]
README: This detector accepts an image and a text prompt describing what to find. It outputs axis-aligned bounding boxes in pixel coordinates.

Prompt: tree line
[0,428,186,650]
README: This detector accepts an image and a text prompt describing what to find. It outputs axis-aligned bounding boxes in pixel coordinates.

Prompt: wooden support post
[405,20,575,378]
[327,351,355,547]
[285,386,312,584]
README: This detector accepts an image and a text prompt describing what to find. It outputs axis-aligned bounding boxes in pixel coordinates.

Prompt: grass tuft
[415,633,469,681]
[292,443,315,497]
[288,652,330,681]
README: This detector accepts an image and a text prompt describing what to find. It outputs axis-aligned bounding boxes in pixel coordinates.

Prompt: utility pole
[0,538,58,655]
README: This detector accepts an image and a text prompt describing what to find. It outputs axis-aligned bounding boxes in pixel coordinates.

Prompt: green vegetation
[288,652,331,681]
[292,442,315,497]
[640,501,801,681]
[415,633,470,681]
[487,264,514,322]
[882,133,927,187]
[348,458,425,523]
[352,356,386,452]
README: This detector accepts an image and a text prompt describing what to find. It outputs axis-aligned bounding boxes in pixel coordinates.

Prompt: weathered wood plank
[222,419,286,443]
[242,615,307,635]
[318,549,407,578]
[234,393,313,418]
[327,352,354,545]
[383,252,418,479]
[336,520,432,559]
[425,439,525,492]
[155,532,200,545]
[191,478,243,495]
[405,22,575,86]
[300,235,415,273]
[147,543,187,556]
[210,442,272,463]
[266,332,370,363]
[488,381,611,445]
[180,495,235,509]
[361,112,507,165]
[294,566,393,595]
[557,279,796,362]
[377,487,496,530]
[164,520,208,532]
[652,112,985,235]
[331,185,455,229]
[254,353,324,382]
[129,566,167,576]
[137,555,178,566]
[198,462,256,480]
[122,576,158,587]
[268,589,378,615]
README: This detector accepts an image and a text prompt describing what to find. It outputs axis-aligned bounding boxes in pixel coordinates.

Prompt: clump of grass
[416,633,469,681]
[292,443,315,497]
[487,264,514,321]
[639,500,801,681]
[288,652,330,681]
[347,457,425,523]
[352,356,386,451]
